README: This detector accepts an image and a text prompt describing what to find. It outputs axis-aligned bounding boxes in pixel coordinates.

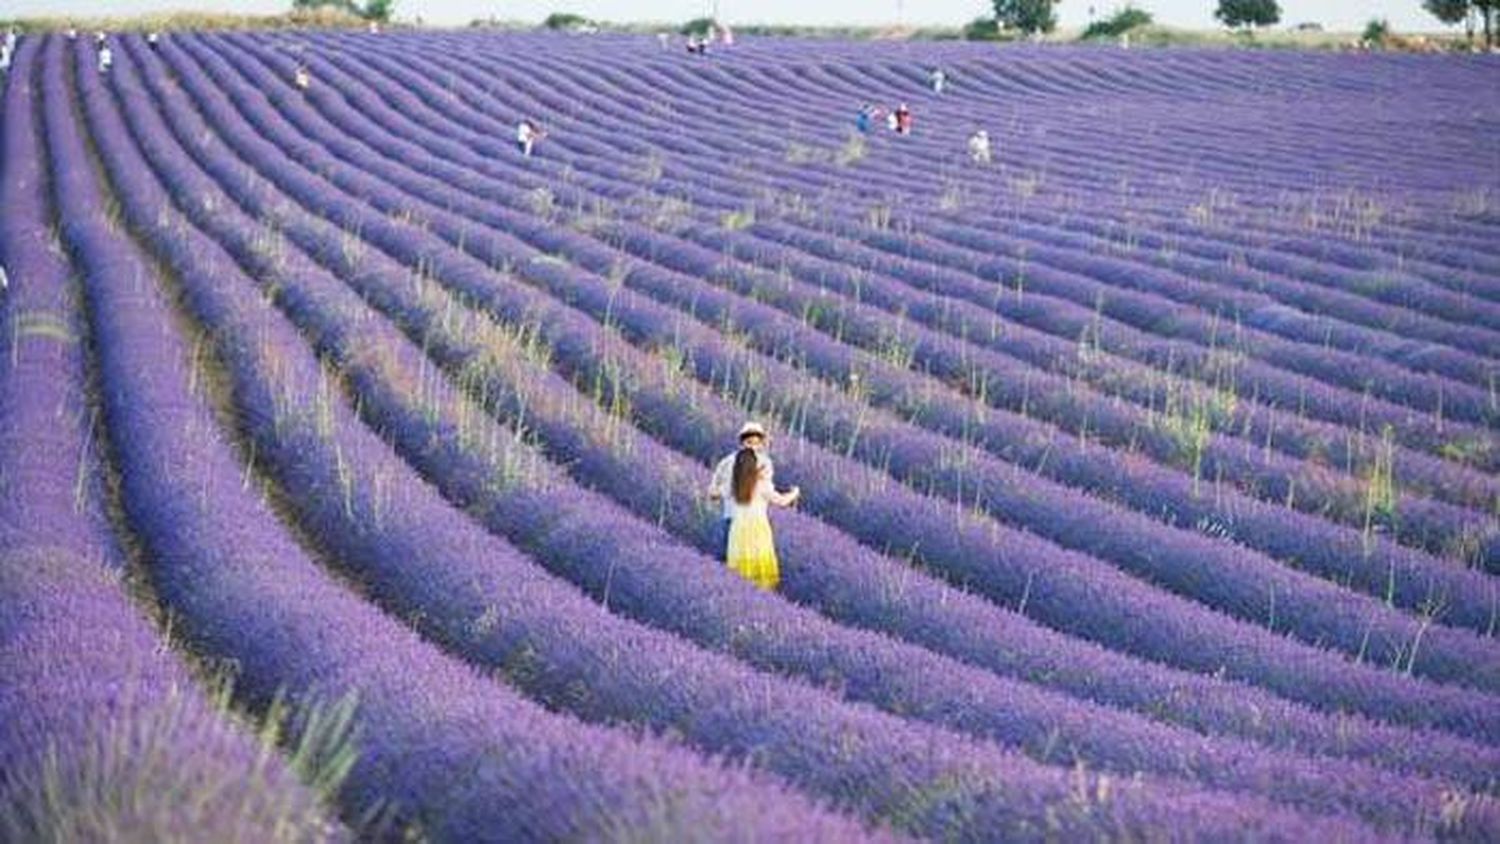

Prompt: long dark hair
[732,447,759,505]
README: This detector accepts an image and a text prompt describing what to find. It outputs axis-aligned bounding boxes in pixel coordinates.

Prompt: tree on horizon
[992,0,1060,35]
[291,0,393,22]
[1424,0,1497,47]
[1214,0,1280,30]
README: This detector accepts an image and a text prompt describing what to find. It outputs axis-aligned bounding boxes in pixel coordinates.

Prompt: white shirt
[517,122,535,144]
[711,450,773,520]
[969,132,991,161]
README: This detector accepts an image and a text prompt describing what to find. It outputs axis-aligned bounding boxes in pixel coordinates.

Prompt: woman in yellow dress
[726,447,800,591]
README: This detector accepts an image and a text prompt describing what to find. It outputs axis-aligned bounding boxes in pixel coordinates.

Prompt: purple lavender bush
[9,22,1499,841]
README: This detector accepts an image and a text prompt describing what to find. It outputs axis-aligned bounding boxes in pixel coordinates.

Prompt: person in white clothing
[97,45,113,74]
[708,421,778,564]
[930,67,947,94]
[516,119,544,157]
[968,128,992,163]
[294,64,311,92]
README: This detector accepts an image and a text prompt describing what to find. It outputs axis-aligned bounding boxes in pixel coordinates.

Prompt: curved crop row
[935,55,1500,308]
[331,32,1500,510]
[0,40,340,843]
[198,32,1500,691]
[100,40,1468,838]
[119,32,1500,796]
[405,36,1500,434]
[161,33,1500,749]
[706,43,1500,331]
[764,50,1500,346]
[50,34,873,844]
[319,35,1498,530]
[290,38,1497,576]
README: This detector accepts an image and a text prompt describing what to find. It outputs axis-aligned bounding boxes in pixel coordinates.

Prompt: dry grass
[1071,24,1474,52]
[1,7,366,32]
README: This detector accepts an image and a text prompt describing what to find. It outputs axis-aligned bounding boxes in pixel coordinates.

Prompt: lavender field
[2,26,1498,842]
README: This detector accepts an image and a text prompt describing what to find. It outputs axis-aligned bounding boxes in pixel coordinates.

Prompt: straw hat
[737,421,768,441]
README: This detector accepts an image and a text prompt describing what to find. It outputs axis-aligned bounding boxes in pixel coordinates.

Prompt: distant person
[0,44,10,74]
[968,128,992,163]
[719,23,734,46]
[66,27,78,41]
[147,31,160,50]
[893,102,912,135]
[293,64,311,92]
[658,32,670,49]
[94,30,107,46]
[855,103,883,134]
[708,422,778,564]
[0,263,8,291]
[97,44,112,74]
[930,67,947,94]
[724,446,800,591]
[516,118,544,156]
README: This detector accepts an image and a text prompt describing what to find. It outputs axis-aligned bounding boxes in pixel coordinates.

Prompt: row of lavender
[84,29,1500,837]
[178,29,1500,728]
[207,22,1500,691]
[285,35,1500,613]
[293,31,1498,569]
[560,34,1500,293]
[39,33,889,841]
[10,28,1496,838]
[102,19,1500,803]
[0,38,339,841]
[477,38,1500,447]
[79,31,1440,839]
[286,30,1494,557]
[433,34,1500,396]
[143,24,1500,758]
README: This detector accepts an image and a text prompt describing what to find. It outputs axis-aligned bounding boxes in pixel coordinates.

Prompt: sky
[0,0,1460,32]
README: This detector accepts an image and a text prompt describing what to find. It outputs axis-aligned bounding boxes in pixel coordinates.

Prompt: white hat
[737,421,767,440]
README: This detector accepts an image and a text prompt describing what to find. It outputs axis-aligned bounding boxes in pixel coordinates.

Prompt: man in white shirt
[968,129,992,164]
[517,119,544,157]
[707,421,774,563]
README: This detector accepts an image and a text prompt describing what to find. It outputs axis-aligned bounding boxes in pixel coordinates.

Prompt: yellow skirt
[727,513,779,591]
